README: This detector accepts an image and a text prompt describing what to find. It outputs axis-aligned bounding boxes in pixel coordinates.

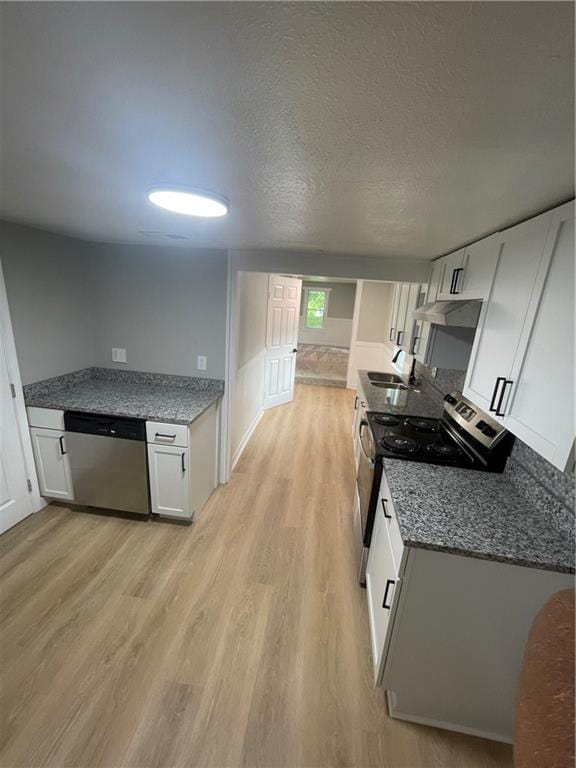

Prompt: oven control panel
[443,392,507,449]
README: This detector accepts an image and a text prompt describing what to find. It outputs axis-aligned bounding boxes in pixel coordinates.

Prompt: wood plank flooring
[0,385,513,767]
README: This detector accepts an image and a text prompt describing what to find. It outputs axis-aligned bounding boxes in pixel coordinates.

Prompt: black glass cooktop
[367,412,477,468]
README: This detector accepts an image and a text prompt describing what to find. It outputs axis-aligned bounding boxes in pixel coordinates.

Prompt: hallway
[0,385,512,767]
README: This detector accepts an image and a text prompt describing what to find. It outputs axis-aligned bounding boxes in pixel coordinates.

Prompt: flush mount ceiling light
[148,187,229,218]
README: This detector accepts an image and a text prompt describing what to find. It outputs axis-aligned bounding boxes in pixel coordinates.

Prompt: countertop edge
[402,539,575,575]
[24,390,223,426]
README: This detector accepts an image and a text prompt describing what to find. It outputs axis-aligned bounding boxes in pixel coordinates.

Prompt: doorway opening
[295,277,356,388]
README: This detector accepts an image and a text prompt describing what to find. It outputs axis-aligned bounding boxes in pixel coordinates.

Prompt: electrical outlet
[197,355,207,371]
[112,348,127,364]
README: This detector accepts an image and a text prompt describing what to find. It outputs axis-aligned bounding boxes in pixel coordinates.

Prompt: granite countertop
[357,369,444,418]
[24,368,224,425]
[383,459,575,574]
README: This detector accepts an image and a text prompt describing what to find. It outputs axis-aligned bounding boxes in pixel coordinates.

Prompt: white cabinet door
[388,284,401,343]
[402,283,422,352]
[458,233,500,300]
[365,498,400,683]
[436,249,465,299]
[427,259,444,304]
[148,444,191,519]
[464,209,555,413]
[393,284,410,347]
[502,202,575,470]
[30,427,74,500]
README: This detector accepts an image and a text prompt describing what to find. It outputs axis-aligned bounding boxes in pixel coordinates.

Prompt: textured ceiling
[0,2,574,259]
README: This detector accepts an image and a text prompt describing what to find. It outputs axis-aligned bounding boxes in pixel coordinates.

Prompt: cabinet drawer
[27,407,65,430]
[146,421,188,448]
[379,470,405,573]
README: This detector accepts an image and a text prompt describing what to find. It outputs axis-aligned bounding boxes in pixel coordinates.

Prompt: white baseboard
[231,409,263,470]
[386,691,512,744]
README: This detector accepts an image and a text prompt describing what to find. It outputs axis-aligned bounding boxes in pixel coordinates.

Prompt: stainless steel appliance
[64,411,150,515]
[355,391,514,585]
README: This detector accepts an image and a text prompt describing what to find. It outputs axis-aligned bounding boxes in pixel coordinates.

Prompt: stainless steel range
[355,391,514,584]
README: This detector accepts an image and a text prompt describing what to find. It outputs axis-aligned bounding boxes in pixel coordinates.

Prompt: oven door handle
[359,421,375,464]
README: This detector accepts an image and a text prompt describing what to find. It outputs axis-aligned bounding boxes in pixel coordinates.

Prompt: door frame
[0,259,44,516]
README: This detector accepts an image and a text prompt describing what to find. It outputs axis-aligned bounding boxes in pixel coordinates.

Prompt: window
[304,288,329,330]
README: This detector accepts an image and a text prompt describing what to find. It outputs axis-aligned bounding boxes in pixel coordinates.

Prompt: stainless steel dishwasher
[64,411,150,515]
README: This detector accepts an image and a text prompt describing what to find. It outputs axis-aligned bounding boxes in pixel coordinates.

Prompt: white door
[263,275,302,409]
[0,331,33,534]
[29,428,74,500]
[148,444,191,519]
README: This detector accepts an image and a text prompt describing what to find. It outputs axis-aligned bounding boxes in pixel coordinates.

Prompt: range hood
[412,299,481,327]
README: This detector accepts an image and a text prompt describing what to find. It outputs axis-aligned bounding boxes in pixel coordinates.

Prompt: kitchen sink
[367,371,405,384]
[369,381,408,390]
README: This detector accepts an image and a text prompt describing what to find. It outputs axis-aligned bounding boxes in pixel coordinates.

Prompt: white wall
[91,243,227,379]
[231,271,268,465]
[356,281,395,343]
[0,222,96,385]
[231,249,430,283]
[298,317,353,347]
[347,280,397,388]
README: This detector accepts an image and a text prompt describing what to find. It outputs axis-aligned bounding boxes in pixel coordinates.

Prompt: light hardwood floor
[0,385,513,767]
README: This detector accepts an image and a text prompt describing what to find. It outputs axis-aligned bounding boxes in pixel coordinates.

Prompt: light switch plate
[197,355,207,371]
[112,347,127,363]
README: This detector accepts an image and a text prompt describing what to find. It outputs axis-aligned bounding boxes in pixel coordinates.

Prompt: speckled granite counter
[23,368,224,425]
[383,459,575,574]
[357,370,444,418]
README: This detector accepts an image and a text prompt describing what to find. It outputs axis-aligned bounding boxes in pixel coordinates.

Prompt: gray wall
[91,243,227,379]
[300,281,356,319]
[356,281,395,343]
[0,222,95,384]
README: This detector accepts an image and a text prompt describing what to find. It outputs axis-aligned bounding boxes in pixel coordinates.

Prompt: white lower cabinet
[366,468,573,743]
[146,402,218,521]
[381,548,572,743]
[147,443,191,519]
[29,427,74,500]
[365,472,404,683]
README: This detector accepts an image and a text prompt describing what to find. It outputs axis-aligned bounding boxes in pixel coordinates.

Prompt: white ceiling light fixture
[148,187,229,218]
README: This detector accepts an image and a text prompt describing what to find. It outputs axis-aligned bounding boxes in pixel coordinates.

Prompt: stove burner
[373,414,401,427]
[426,443,465,459]
[381,435,419,454]
[405,417,440,433]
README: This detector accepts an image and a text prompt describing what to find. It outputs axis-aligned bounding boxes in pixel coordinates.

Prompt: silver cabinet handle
[156,432,176,440]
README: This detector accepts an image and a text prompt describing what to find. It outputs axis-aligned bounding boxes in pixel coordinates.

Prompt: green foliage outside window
[306,290,327,329]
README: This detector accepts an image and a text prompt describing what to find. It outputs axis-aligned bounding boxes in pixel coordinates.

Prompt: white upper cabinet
[388,284,401,343]
[427,259,444,304]
[464,208,555,414]
[463,201,574,471]
[393,284,410,347]
[436,249,465,299]
[458,233,501,299]
[501,203,575,471]
[435,234,500,301]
